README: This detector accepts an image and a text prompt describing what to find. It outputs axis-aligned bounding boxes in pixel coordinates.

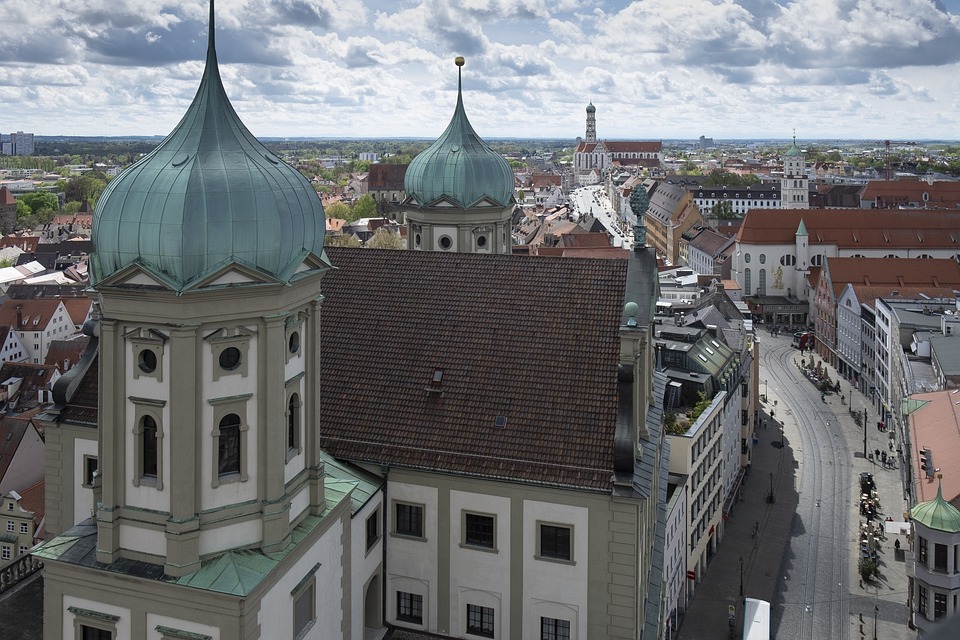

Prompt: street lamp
[873,605,879,640]
[739,556,744,597]
[764,378,768,402]
[862,402,868,458]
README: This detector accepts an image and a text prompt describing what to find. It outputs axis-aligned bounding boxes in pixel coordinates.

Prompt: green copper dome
[91,1,325,291]
[586,102,596,113]
[784,135,804,157]
[911,480,960,534]
[404,58,515,209]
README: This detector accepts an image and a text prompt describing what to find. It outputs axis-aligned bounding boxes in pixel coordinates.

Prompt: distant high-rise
[7,131,34,156]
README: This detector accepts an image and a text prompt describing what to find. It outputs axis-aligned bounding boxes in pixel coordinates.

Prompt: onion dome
[912,479,960,534]
[404,57,515,209]
[586,102,596,113]
[784,134,803,157]
[91,0,325,291]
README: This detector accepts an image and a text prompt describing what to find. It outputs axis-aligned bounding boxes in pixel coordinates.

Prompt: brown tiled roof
[737,209,960,248]
[61,299,92,325]
[44,336,90,374]
[908,391,960,507]
[56,352,98,428]
[688,228,735,256]
[860,180,960,207]
[0,298,89,331]
[0,235,39,252]
[604,141,662,153]
[318,248,628,491]
[850,285,960,307]
[825,257,960,298]
[574,141,597,154]
[0,364,57,412]
[536,247,630,259]
[0,187,16,206]
[17,479,44,528]
[0,417,30,484]
[367,164,407,191]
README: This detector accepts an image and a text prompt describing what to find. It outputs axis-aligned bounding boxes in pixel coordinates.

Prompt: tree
[21,191,59,214]
[324,234,361,248]
[352,194,377,220]
[61,174,107,206]
[15,199,31,220]
[325,201,351,220]
[709,201,736,220]
[365,227,405,250]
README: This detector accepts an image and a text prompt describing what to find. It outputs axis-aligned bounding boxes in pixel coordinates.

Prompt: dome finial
[208,0,216,56]
[455,56,464,99]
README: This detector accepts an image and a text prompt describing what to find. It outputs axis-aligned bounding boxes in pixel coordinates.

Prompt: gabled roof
[0,417,31,485]
[860,180,960,207]
[0,298,90,331]
[603,141,662,153]
[318,248,633,491]
[0,187,16,206]
[823,257,960,298]
[44,335,90,374]
[737,209,960,248]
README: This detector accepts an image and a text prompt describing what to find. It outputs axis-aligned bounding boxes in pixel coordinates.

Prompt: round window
[439,235,452,250]
[219,346,241,370]
[138,349,157,374]
[288,331,300,354]
[477,235,487,248]
[744,253,751,263]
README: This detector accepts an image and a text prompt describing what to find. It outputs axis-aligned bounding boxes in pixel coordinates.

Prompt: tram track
[759,333,851,640]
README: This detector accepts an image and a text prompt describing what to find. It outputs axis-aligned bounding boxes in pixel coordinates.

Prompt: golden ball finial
[455,56,465,67]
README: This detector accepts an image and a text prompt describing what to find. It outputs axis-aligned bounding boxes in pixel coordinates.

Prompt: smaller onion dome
[784,134,804,157]
[911,480,960,534]
[404,57,515,209]
[586,102,596,113]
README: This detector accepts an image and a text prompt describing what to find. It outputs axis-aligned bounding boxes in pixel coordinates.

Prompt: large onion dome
[586,102,596,113]
[404,57,515,209]
[90,1,325,291]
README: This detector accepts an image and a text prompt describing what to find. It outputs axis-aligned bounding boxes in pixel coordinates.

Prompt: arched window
[288,394,301,454]
[744,268,752,296]
[758,269,767,296]
[218,414,241,477]
[142,416,158,478]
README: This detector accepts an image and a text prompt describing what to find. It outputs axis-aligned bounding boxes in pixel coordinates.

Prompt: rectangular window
[541,617,571,640]
[1,546,10,560]
[539,523,572,562]
[395,502,424,538]
[19,522,28,534]
[83,456,98,487]
[293,580,315,639]
[935,543,948,572]
[366,509,380,551]
[919,536,928,565]
[6,521,12,532]
[466,604,494,638]
[81,627,112,640]
[397,591,423,624]
[935,592,947,620]
[919,586,927,615]
[464,513,495,549]
[217,414,241,477]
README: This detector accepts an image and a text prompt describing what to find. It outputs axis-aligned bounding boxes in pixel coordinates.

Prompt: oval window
[477,235,487,248]
[439,235,452,250]
[288,331,300,354]
[138,349,157,374]
[219,347,241,371]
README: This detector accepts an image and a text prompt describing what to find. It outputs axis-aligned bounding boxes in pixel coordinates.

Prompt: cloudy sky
[3,0,960,140]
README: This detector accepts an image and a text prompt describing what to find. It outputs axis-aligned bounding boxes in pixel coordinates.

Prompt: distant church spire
[585,102,597,144]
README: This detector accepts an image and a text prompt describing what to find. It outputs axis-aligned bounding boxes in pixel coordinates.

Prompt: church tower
[585,102,597,143]
[403,57,516,254]
[781,134,809,209]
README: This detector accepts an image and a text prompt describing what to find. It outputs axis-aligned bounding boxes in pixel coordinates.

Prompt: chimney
[15,305,22,327]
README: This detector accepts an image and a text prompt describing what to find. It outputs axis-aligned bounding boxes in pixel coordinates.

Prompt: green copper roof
[90,1,325,291]
[784,135,804,157]
[586,102,596,113]
[911,480,960,534]
[796,218,808,235]
[404,57,515,209]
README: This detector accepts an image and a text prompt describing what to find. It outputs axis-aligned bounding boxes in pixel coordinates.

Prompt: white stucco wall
[386,481,438,631]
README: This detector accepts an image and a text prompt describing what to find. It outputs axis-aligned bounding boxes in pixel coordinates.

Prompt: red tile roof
[908,391,960,508]
[17,479,44,528]
[860,180,960,208]
[825,257,960,298]
[318,248,629,490]
[737,209,960,249]
[0,187,16,206]
[0,298,90,330]
[604,141,662,153]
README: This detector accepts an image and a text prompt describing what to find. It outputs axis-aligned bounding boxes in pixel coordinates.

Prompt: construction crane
[882,140,917,181]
